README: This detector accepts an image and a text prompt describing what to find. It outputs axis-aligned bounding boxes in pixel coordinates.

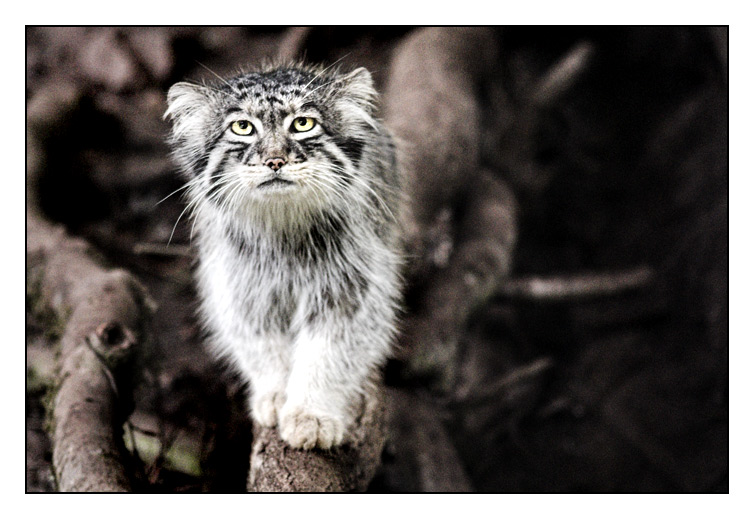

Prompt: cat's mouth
[257,177,295,190]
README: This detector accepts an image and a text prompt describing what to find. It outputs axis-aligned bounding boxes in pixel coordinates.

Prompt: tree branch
[497,266,654,301]
[385,389,474,492]
[27,84,155,492]
[247,382,388,492]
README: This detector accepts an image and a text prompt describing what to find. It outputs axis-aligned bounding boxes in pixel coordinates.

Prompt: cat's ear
[165,82,218,175]
[341,67,377,113]
[166,82,212,115]
[336,67,379,129]
[164,82,216,135]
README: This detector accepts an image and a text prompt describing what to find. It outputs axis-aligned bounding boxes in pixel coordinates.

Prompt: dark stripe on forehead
[229,68,323,96]
[224,106,245,116]
[263,95,286,106]
[300,101,322,112]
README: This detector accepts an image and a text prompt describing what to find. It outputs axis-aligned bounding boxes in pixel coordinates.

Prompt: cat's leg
[279,323,389,449]
[250,379,287,428]
[278,330,352,449]
[231,334,291,428]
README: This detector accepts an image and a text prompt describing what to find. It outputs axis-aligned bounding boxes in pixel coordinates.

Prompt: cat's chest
[208,228,358,333]
[201,246,304,335]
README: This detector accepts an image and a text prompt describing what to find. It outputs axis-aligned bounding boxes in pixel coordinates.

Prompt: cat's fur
[165,63,403,449]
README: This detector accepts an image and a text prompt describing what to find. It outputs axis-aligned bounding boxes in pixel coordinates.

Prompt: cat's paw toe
[252,391,285,428]
[279,406,345,450]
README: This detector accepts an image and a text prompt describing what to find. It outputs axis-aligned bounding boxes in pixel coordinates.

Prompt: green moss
[123,426,203,478]
[26,365,51,395]
[26,263,69,342]
[41,378,59,438]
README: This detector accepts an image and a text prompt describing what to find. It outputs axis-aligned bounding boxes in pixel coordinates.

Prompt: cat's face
[165,65,378,221]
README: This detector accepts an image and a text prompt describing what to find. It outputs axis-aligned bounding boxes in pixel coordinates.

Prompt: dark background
[26,26,728,492]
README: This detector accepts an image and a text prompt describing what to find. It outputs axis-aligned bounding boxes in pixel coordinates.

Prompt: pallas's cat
[165,63,402,449]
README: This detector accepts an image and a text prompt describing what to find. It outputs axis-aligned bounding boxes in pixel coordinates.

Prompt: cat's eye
[291,117,316,133]
[230,120,254,136]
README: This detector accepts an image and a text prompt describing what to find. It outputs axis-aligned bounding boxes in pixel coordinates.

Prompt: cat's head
[165,63,381,224]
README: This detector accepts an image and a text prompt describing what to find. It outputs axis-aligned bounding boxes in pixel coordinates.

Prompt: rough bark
[247,383,388,492]
[28,211,155,491]
[27,83,155,492]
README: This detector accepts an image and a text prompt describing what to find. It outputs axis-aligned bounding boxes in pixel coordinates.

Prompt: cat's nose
[264,157,287,171]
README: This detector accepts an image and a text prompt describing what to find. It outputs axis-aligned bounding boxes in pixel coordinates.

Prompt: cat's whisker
[299,79,339,103]
[158,172,230,207]
[167,200,195,246]
[301,53,352,91]
[321,165,397,221]
[195,60,243,95]
[156,182,193,207]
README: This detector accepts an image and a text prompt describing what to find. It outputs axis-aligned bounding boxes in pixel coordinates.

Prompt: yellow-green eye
[230,120,253,135]
[292,117,316,133]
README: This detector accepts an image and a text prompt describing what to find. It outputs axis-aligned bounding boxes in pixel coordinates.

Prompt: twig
[497,266,654,301]
[451,357,554,410]
[133,242,193,257]
[386,389,474,492]
[531,41,595,107]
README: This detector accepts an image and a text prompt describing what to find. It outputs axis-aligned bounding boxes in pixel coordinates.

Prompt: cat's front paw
[251,391,285,428]
[279,405,346,450]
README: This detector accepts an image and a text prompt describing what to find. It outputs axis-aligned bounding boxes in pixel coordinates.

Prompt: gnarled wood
[28,211,155,491]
